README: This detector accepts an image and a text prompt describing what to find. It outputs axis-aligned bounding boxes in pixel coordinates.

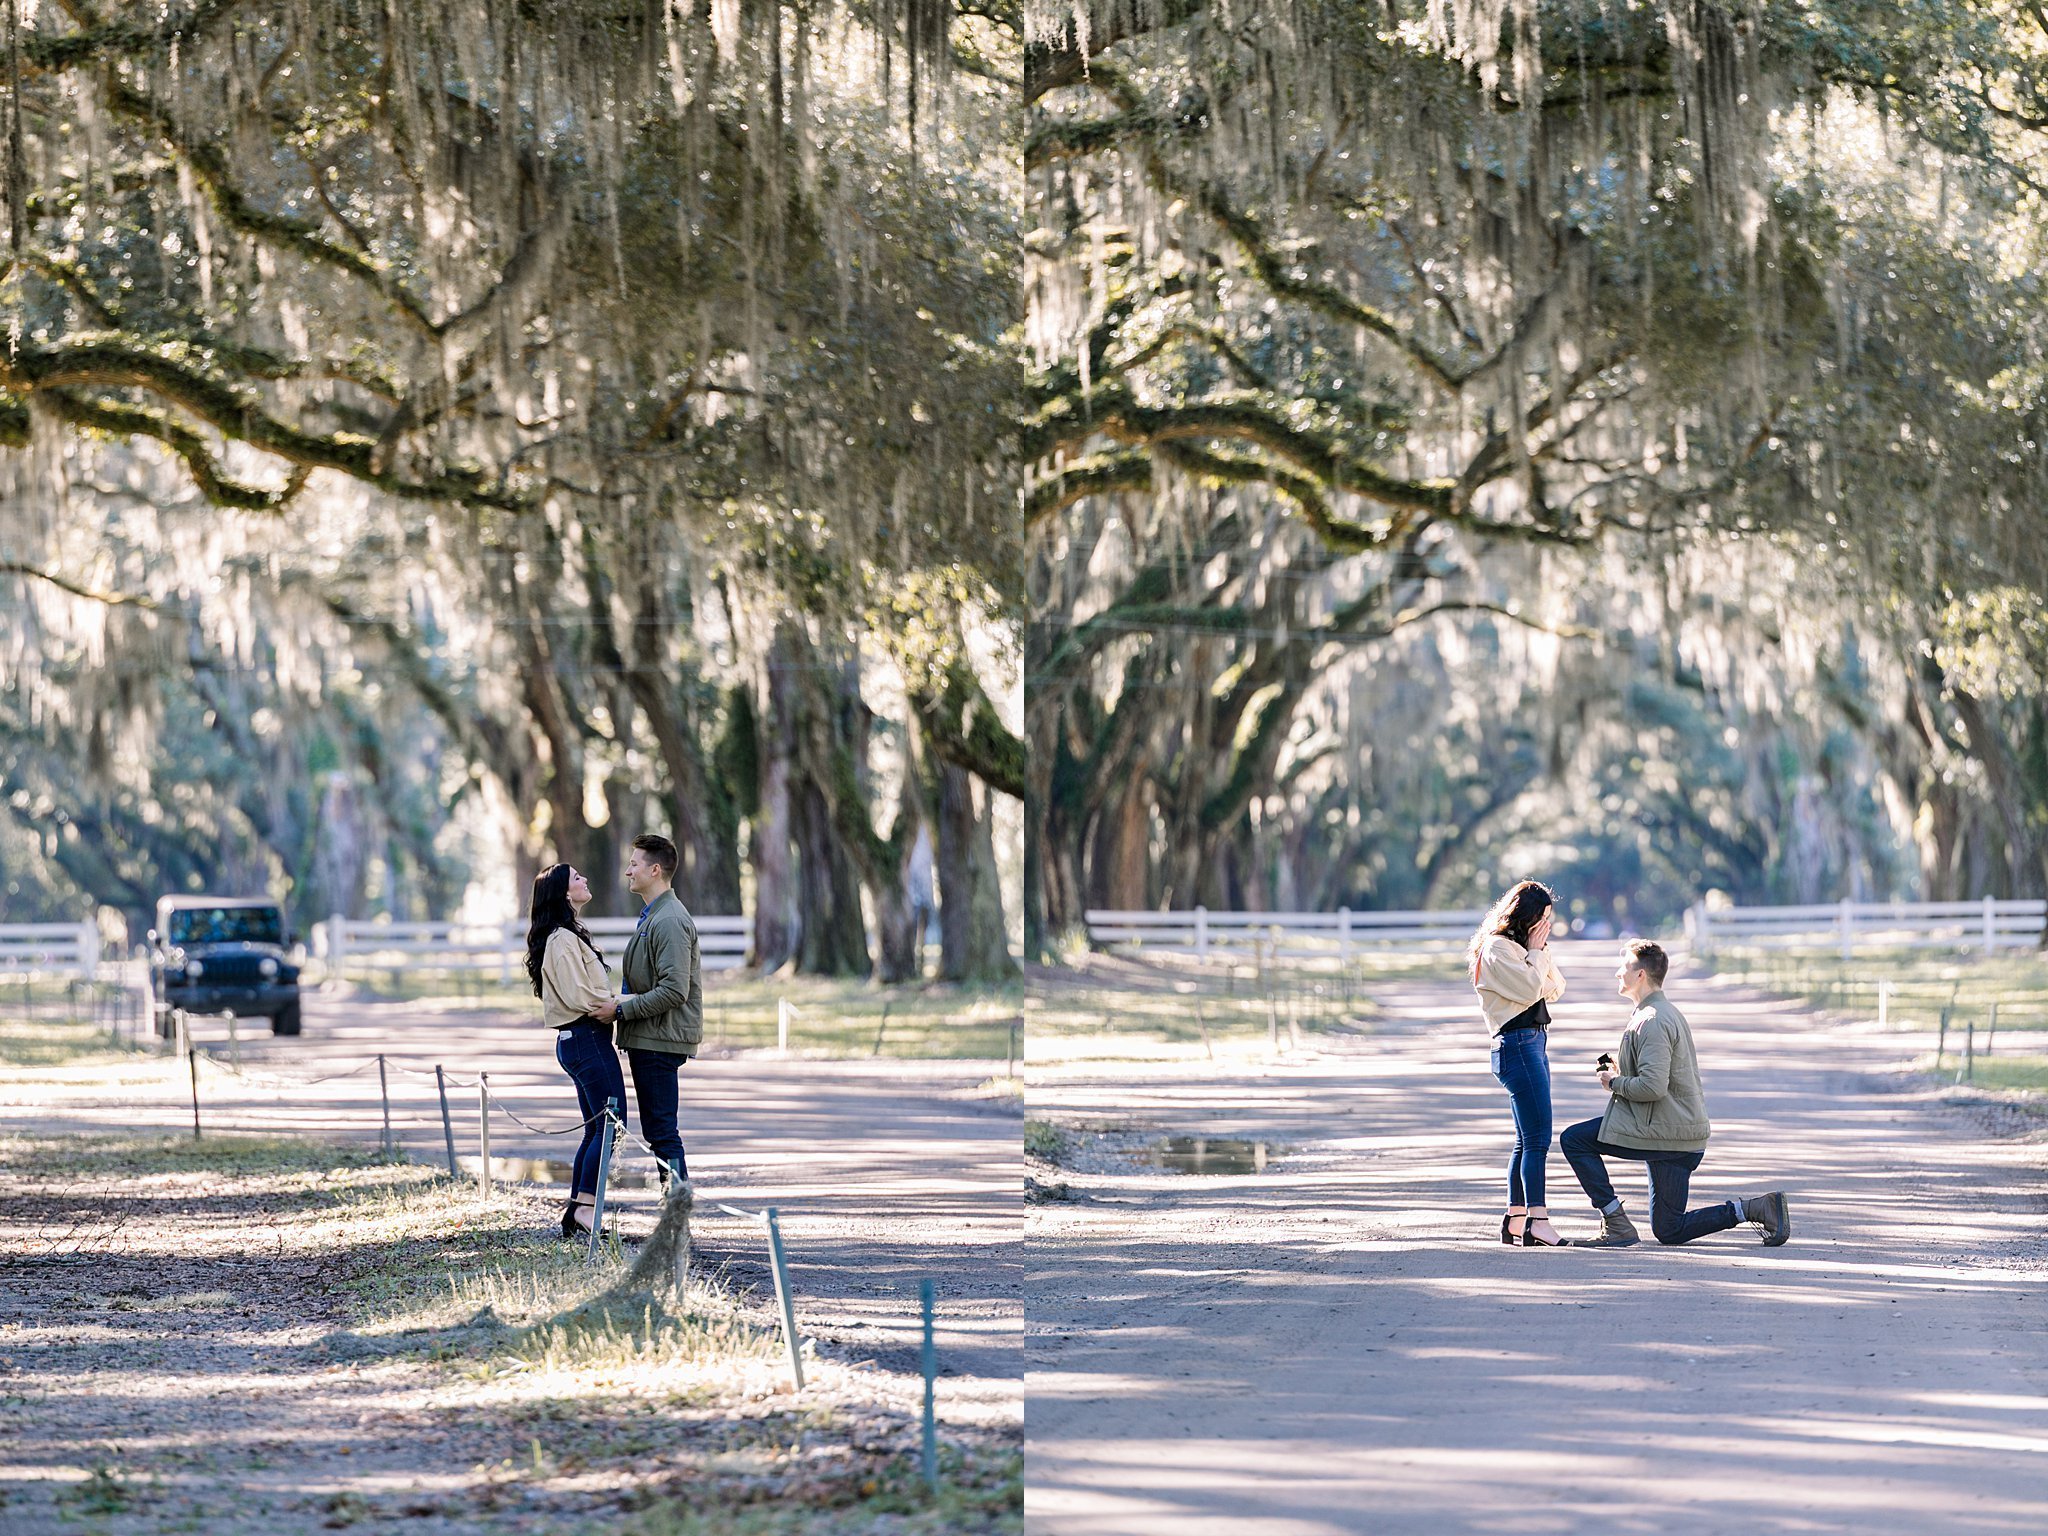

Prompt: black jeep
[150,897,303,1037]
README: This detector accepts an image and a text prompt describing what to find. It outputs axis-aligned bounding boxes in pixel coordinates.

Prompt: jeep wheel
[272,1001,302,1036]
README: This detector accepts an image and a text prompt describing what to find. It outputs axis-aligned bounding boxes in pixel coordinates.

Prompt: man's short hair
[1622,939,1669,988]
[632,833,679,880]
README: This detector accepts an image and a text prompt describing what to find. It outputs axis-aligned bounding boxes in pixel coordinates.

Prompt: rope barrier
[481,1093,607,1137]
[194,1052,381,1089]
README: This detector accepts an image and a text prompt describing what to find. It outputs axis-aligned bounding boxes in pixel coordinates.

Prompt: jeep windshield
[166,908,284,946]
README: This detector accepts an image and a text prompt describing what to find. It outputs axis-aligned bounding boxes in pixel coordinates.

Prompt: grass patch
[0,978,151,1065]
[1910,1055,2048,1094]
[1022,1120,1066,1162]
[1703,950,2048,1035]
[625,1446,1022,1535]
[330,971,1024,1059]
[1028,955,1380,1048]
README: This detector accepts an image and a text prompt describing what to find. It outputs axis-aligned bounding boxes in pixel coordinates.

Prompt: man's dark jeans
[626,1047,690,1186]
[1560,1116,1738,1245]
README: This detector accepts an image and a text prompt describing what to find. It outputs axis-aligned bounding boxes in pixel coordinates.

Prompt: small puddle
[1150,1136,1280,1176]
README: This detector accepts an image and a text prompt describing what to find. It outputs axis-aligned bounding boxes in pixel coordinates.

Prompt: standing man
[1560,940,1791,1248]
[593,834,701,1202]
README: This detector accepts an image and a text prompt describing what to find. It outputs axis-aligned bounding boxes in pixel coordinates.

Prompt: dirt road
[1025,948,2048,1534]
[0,991,1022,1394]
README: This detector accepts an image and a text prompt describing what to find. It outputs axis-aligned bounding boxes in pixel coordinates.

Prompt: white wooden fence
[0,919,101,978]
[1091,896,2048,964]
[1686,897,2047,959]
[314,913,753,980]
[1087,906,1484,960]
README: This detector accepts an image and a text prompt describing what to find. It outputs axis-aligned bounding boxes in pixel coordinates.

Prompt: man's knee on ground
[1651,1217,1687,1245]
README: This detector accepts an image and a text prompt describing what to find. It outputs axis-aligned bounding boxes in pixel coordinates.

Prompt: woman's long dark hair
[525,863,602,998]
[1468,880,1556,982]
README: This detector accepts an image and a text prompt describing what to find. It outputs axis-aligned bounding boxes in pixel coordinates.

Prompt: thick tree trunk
[938,765,1019,982]
[795,774,871,975]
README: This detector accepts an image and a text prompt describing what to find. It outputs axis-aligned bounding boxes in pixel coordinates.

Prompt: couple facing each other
[1470,879,1792,1250]
[523,833,704,1239]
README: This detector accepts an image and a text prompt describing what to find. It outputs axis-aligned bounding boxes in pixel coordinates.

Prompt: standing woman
[526,863,625,1239]
[1470,880,1570,1247]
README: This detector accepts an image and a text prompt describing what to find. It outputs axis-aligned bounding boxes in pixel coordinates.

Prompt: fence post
[1839,897,1855,963]
[586,1100,619,1264]
[188,1049,202,1140]
[1964,1017,1975,1082]
[1195,905,1209,959]
[77,917,101,980]
[765,1207,805,1391]
[1987,1002,1998,1058]
[1983,893,1997,956]
[478,1074,492,1198]
[1338,907,1352,966]
[436,1065,459,1177]
[227,1009,239,1070]
[921,1277,938,1493]
[1937,1007,1950,1074]
[377,1054,393,1156]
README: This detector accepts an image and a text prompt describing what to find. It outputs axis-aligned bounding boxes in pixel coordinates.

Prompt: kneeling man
[1563,940,1791,1247]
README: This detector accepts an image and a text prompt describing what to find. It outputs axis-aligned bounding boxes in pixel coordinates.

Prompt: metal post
[1937,1007,1950,1073]
[1988,1001,1998,1058]
[188,1048,202,1140]
[1965,1018,1975,1082]
[1839,897,1855,963]
[1194,905,1208,959]
[765,1207,805,1391]
[921,1277,938,1492]
[1338,907,1352,966]
[586,1100,620,1264]
[872,1003,890,1057]
[377,1054,393,1156]
[436,1065,459,1177]
[478,1074,492,1198]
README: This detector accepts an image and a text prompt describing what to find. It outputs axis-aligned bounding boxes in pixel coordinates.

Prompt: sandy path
[0,991,1022,1401]
[1025,947,2048,1534]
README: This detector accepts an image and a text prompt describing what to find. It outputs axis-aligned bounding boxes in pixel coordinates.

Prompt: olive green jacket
[1599,990,1712,1153]
[616,890,704,1056]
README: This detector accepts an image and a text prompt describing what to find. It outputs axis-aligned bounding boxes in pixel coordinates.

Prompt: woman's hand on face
[1528,911,1552,950]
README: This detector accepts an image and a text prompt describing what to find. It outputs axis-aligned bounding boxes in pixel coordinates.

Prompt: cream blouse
[540,927,613,1028]
[1473,934,1567,1036]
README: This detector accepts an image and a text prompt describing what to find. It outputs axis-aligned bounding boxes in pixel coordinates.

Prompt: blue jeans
[626,1047,690,1186]
[1560,1116,1740,1245]
[1491,1028,1552,1208]
[554,1021,626,1198]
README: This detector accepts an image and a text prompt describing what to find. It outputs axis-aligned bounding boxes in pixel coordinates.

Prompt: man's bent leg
[1559,1117,1620,1209]
[1644,1152,1740,1245]
[626,1047,690,1186]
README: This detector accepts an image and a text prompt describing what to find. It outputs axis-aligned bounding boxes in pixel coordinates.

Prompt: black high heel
[1521,1215,1570,1247]
[560,1199,593,1239]
[1499,1212,1525,1245]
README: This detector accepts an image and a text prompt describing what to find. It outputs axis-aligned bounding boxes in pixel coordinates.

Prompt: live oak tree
[1022,0,2048,946]
[0,1,1027,977]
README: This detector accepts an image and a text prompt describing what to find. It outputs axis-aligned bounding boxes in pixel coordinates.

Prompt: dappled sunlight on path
[0,993,1022,1394]
[1026,949,2048,1534]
